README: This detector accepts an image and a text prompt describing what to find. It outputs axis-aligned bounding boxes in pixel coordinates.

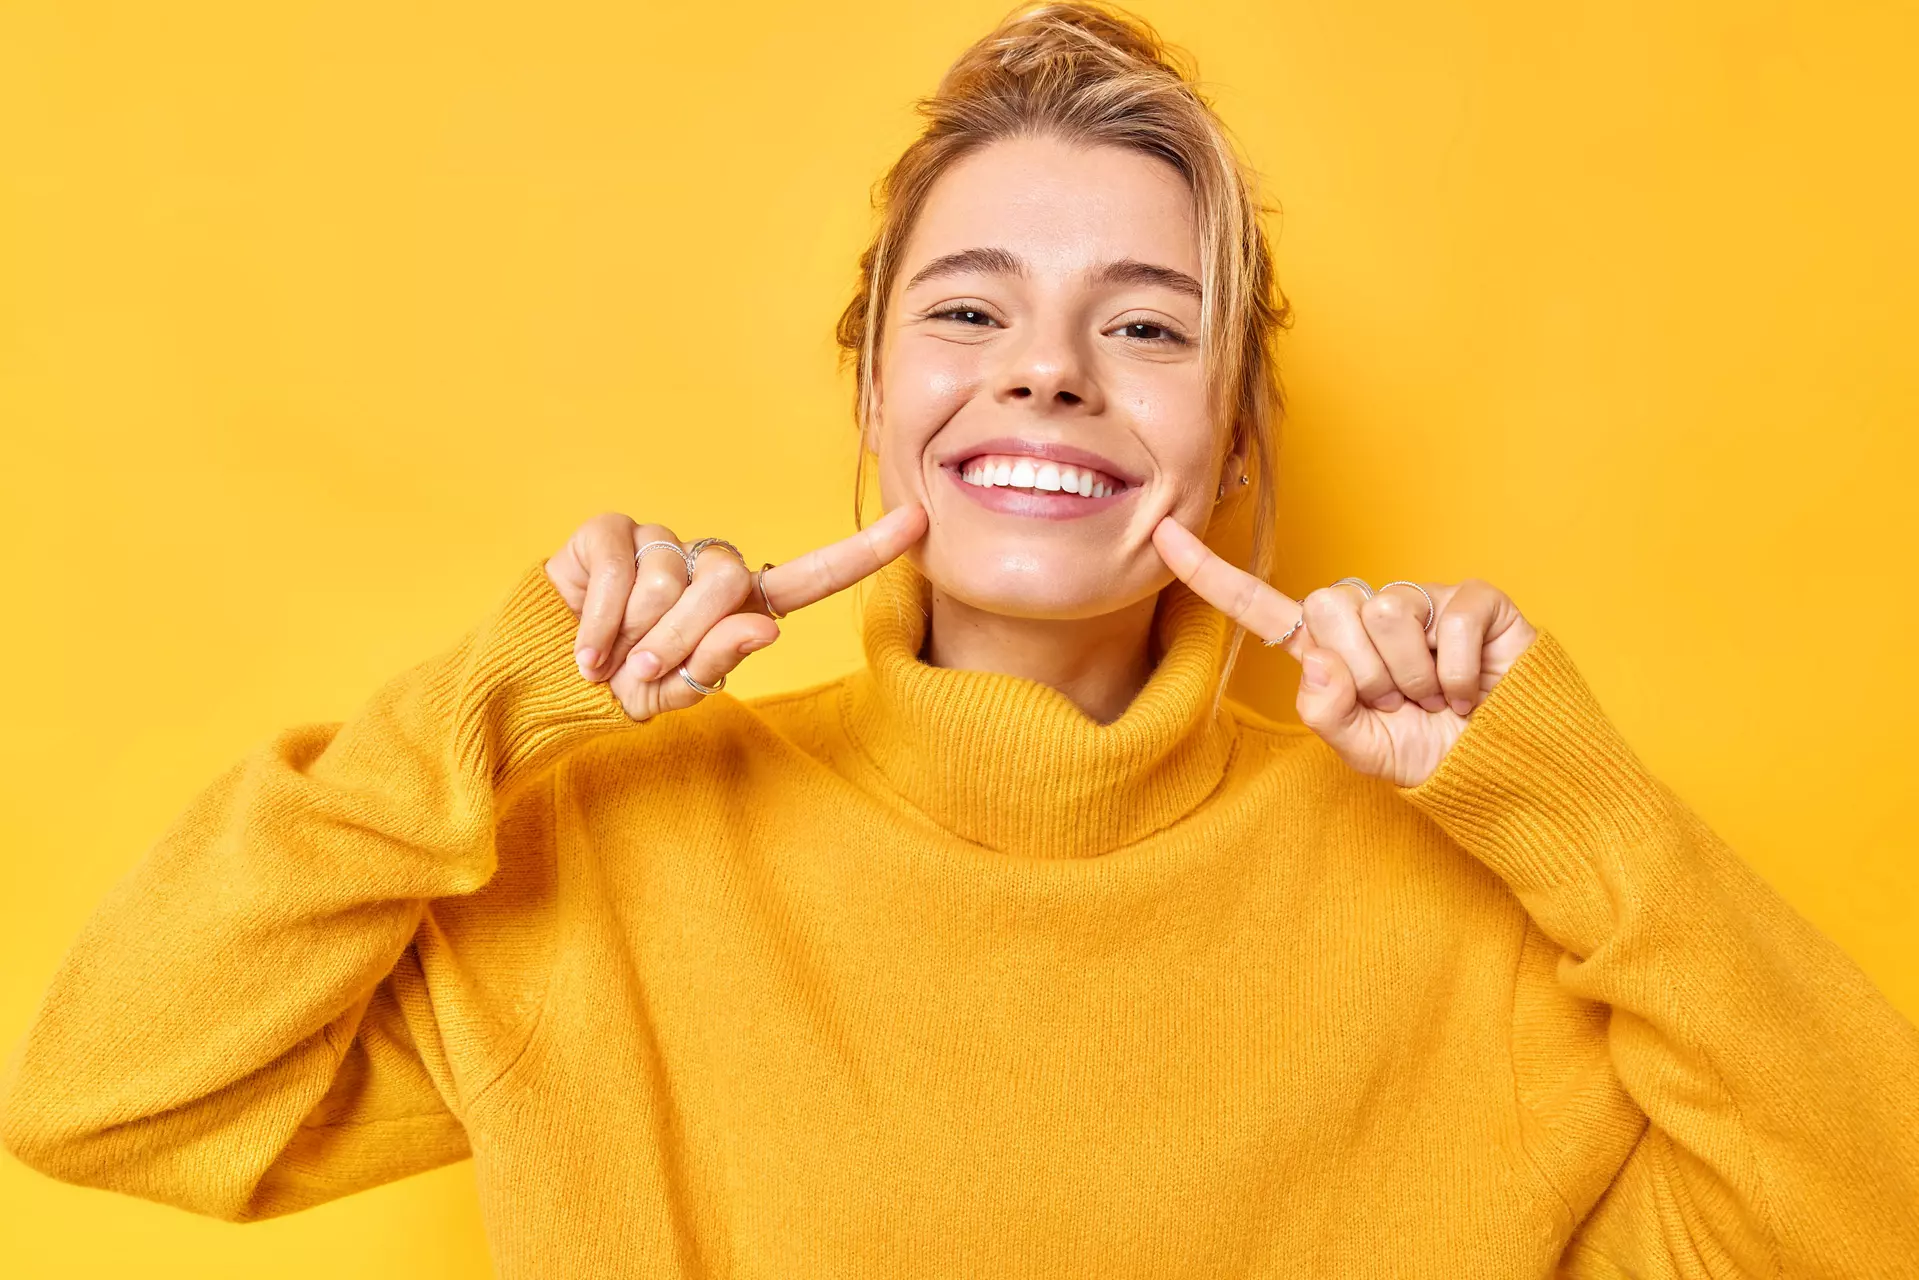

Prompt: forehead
[899,135,1200,281]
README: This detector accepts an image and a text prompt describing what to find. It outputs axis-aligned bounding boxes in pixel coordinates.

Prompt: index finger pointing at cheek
[1151,515,1308,660]
[752,501,930,618]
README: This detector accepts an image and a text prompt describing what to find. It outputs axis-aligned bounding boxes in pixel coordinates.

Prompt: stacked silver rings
[633,537,776,697]
[1261,577,1435,649]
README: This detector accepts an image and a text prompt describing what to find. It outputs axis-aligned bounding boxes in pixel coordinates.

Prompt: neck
[921,584,1162,725]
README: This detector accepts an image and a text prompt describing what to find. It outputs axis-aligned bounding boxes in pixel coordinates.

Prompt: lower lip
[942,464,1135,520]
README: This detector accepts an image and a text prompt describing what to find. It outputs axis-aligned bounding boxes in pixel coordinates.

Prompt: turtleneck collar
[839,555,1239,859]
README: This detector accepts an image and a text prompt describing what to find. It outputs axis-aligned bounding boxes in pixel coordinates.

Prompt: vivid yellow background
[2,0,1913,1273]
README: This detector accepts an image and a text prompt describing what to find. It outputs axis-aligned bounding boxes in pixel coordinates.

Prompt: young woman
[4,4,1915,1276]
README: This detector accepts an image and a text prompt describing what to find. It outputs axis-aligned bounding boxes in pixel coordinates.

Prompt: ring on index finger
[755,563,787,619]
[1261,612,1308,648]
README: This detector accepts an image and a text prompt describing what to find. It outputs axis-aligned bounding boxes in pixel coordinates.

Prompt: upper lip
[938,436,1142,488]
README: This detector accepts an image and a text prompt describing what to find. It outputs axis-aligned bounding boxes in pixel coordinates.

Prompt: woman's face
[871,134,1232,620]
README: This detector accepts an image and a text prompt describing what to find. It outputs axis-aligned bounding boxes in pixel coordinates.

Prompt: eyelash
[920,306,1192,347]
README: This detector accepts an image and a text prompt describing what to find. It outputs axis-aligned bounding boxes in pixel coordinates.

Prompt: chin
[908,541,1156,621]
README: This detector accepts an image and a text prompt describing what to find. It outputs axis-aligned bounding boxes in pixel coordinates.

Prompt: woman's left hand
[1152,516,1538,787]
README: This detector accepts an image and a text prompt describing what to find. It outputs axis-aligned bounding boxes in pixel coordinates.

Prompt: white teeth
[956,454,1123,498]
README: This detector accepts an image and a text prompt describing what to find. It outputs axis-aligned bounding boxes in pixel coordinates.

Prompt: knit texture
[3,554,1915,1277]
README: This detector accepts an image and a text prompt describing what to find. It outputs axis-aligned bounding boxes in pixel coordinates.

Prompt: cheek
[880,339,982,440]
[1112,366,1215,487]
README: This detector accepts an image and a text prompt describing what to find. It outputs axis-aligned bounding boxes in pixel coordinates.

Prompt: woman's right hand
[543,502,928,722]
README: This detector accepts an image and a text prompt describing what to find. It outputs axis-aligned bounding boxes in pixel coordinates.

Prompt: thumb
[1296,645,1369,758]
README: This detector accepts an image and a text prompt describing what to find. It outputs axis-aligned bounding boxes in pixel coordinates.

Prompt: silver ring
[1259,573,1372,647]
[1261,613,1307,648]
[685,538,746,577]
[1378,580,1435,632]
[755,563,786,619]
[677,664,725,696]
[635,539,691,583]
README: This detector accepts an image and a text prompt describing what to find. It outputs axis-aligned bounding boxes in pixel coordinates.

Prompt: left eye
[1116,321,1177,341]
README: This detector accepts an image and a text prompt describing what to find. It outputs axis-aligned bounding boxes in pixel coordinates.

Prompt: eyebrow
[903,246,1202,301]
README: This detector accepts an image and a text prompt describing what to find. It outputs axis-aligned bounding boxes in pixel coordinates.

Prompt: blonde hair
[835,1,1292,707]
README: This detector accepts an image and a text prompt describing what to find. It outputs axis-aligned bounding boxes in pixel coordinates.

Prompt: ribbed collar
[839,556,1239,859]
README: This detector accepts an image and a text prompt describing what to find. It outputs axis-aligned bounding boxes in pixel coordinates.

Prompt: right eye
[926,306,1000,327]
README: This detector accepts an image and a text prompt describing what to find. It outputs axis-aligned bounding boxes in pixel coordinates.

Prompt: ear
[1229,417,1258,480]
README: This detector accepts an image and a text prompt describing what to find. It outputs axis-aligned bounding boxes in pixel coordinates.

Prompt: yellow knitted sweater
[3,554,1916,1278]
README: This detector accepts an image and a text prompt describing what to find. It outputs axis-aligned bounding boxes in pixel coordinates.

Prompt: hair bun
[937,2,1195,97]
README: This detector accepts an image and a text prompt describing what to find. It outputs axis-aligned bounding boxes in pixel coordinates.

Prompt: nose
[991,317,1105,414]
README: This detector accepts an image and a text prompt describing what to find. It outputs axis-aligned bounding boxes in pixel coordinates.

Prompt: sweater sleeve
[0,558,636,1221]
[1394,628,1919,1277]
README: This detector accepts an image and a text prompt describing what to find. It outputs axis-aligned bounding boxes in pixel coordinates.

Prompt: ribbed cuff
[426,558,638,795]
[1393,628,1675,902]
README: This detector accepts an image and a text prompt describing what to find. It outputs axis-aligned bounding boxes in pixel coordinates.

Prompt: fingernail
[1304,655,1329,687]
[576,647,597,678]
[1418,695,1448,713]
[1451,698,1473,716]
[738,637,769,656]
[630,650,660,679]
[1377,691,1405,711]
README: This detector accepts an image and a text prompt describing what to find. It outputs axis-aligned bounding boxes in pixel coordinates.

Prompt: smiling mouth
[951,453,1129,499]
[938,451,1136,522]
